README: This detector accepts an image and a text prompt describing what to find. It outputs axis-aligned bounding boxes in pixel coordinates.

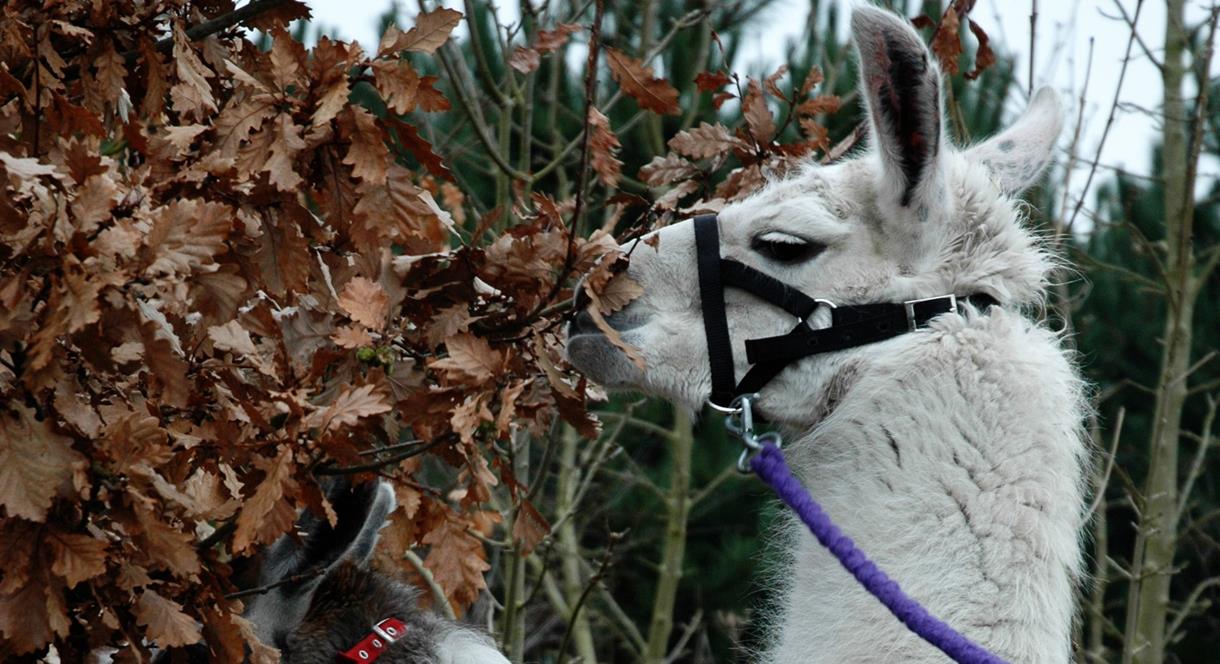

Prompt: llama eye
[751,232,826,264]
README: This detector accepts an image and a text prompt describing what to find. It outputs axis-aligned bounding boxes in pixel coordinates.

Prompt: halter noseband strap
[692,214,997,410]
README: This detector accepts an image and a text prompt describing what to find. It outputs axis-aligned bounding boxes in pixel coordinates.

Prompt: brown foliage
[0,1,615,659]
[913,0,996,81]
[605,47,681,115]
[640,64,845,219]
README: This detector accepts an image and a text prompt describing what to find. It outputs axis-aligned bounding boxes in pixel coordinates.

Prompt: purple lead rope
[749,443,1009,664]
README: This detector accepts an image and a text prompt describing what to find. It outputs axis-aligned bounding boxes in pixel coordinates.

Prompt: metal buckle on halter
[371,618,401,644]
[723,394,782,474]
[799,298,837,327]
[902,294,956,332]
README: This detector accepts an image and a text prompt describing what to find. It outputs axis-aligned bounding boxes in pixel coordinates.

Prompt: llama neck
[763,312,1086,664]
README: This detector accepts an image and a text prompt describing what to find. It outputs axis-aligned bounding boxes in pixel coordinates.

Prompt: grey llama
[566,6,1087,663]
[152,478,508,664]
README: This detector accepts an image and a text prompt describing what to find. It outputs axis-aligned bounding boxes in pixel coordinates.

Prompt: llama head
[240,477,396,651]
[566,6,1063,421]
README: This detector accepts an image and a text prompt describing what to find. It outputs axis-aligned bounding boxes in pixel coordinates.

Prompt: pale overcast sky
[303,0,1219,211]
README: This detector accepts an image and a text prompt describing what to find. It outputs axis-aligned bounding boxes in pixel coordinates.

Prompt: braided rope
[749,443,1009,664]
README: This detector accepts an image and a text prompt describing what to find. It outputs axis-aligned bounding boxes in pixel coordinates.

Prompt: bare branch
[1086,407,1125,521]
[1196,242,1220,284]
[314,438,449,475]
[1166,576,1220,641]
[821,122,867,164]
[556,535,620,664]
[1175,394,1217,525]
[404,550,459,621]
[1057,37,1094,237]
[1066,0,1145,231]
[1168,351,1217,389]
[662,608,703,664]
[1104,0,1165,70]
[225,566,326,600]
[1029,0,1038,96]
[1072,247,1164,292]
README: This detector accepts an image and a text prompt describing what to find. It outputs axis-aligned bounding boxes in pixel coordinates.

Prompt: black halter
[693,214,997,409]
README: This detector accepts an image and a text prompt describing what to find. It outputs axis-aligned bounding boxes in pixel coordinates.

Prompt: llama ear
[965,87,1063,194]
[295,477,396,570]
[241,478,396,645]
[852,6,945,210]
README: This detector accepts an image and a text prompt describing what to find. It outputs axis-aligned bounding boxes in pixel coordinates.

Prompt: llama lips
[568,308,646,337]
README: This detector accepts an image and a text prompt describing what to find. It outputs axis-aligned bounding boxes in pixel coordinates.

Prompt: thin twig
[546,410,626,538]
[1168,351,1217,389]
[568,0,605,237]
[595,411,677,441]
[821,122,866,164]
[225,566,326,600]
[1066,0,1145,232]
[404,549,458,621]
[1165,576,1220,640]
[1188,375,1220,396]
[689,464,739,506]
[1107,0,1165,71]
[461,0,512,107]
[509,0,606,336]
[662,608,703,664]
[198,519,237,551]
[314,437,449,475]
[433,42,530,182]
[1086,407,1124,520]
[357,439,424,456]
[1028,0,1037,96]
[1196,241,1220,285]
[556,535,620,664]
[1180,6,1220,292]
[1057,37,1093,238]
[530,9,709,186]
[1071,247,1163,291]
[126,0,292,66]
[1174,394,1216,526]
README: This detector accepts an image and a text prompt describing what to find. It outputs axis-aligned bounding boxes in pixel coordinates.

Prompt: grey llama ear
[300,477,397,567]
[240,478,396,647]
[964,86,1063,194]
[851,6,945,210]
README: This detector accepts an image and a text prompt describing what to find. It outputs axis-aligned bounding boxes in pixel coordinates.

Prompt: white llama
[566,7,1087,663]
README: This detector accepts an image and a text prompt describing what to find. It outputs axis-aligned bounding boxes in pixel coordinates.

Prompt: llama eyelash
[756,231,810,245]
[752,231,827,264]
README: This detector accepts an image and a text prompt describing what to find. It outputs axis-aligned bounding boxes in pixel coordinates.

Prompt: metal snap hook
[722,394,784,474]
[724,394,759,441]
[736,431,783,473]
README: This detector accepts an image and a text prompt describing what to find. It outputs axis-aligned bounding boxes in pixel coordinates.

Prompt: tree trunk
[558,425,598,663]
[643,407,692,663]
[1122,1,1196,660]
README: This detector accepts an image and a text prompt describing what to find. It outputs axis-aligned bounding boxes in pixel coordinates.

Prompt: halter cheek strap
[695,214,740,409]
[692,214,996,409]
